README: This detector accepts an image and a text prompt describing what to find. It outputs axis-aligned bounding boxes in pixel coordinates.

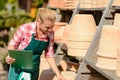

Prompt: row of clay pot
[54,14,96,58]
[96,13,120,77]
[96,25,120,70]
[55,14,96,57]
[53,13,120,77]
[48,0,120,9]
[68,14,96,57]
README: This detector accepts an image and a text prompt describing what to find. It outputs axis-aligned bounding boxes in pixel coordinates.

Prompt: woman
[6,8,65,80]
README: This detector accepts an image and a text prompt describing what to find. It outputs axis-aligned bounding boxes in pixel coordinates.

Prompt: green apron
[8,34,49,80]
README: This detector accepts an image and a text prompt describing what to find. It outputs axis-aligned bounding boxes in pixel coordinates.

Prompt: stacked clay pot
[96,25,120,70]
[62,25,71,45]
[54,22,67,43]
[112,0,120,6]
[116,46,120,77]
[80,0,108,8]
[48,0,120,9]
[114,13,120,77]
[68,14,96,57]
[113,13,120,26]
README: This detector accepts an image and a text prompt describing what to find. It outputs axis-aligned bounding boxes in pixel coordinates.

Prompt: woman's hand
[5,56,16,64]
[57,75,66,80]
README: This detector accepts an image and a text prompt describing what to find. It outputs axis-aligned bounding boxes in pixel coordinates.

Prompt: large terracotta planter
[112,0,120,6]
[96,56,116,70]
[96,25,120,70]
[68,14,96,57]
[65,1,78,9]
[70,14,96,33]
[53,22,67,32]
[54,22,67,43]
[68,33,95,41]
[68,48,87,58]
[116,47,120,77]
[97,25,120,58]
[113,13,120,26]
[62,25,71,45]
[68,41,90,49]
[54,26,65,43]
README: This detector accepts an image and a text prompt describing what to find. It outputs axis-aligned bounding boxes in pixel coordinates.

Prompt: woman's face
[37,19,54,34]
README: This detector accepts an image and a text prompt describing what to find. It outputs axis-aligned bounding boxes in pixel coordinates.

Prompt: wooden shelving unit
[48,0,120,80]
[74,0,120,80]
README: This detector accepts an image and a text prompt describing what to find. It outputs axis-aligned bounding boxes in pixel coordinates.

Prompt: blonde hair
[36,8,56,23]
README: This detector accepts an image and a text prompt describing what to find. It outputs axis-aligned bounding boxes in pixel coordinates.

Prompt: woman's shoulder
[18,22,36,31]
[20,22,35,28]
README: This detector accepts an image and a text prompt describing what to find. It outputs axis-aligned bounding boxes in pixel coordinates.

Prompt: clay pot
[113,13,120,26]
[116,47,120,77]
[68,14,96,57]
[70,14,96,33]
[48,0,58,8]
[112,0,120,6]
[96,25,120,70]
[68,41,90,49]
[54,26,65,43]
[65,0,79,9]
[62,25,71,45]
[68,33,95,41]
[68,48,87,58]
[97,25,120,58]
[96,56,116,70]
[53,22,67,32]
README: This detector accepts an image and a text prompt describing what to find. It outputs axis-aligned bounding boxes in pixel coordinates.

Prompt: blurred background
[0,0,48,80]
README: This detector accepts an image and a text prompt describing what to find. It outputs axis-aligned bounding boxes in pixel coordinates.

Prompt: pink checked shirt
[9,22,54,57]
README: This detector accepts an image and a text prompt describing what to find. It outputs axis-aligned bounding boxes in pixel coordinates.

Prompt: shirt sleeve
[45,30,54,58]
[9,25,24,49]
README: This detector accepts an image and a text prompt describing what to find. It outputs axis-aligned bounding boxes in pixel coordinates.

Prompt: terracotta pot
[68,41,90,49]
[97,25,120,58]
[96,0,103,8]
[112,0,120,6]
[65,0,79,9]
[48,0,58,8]
[53,22,67,32]
[62,25,71,45]
[68,48,87,57]
[70,14,96,33]
[96,56,116,70]
[113,13,120,26]
[116,47,120,77]
[54,26,65,43]
[68,33,95,41]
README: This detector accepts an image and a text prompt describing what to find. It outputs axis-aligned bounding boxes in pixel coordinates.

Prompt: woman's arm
[46,57,65,80]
